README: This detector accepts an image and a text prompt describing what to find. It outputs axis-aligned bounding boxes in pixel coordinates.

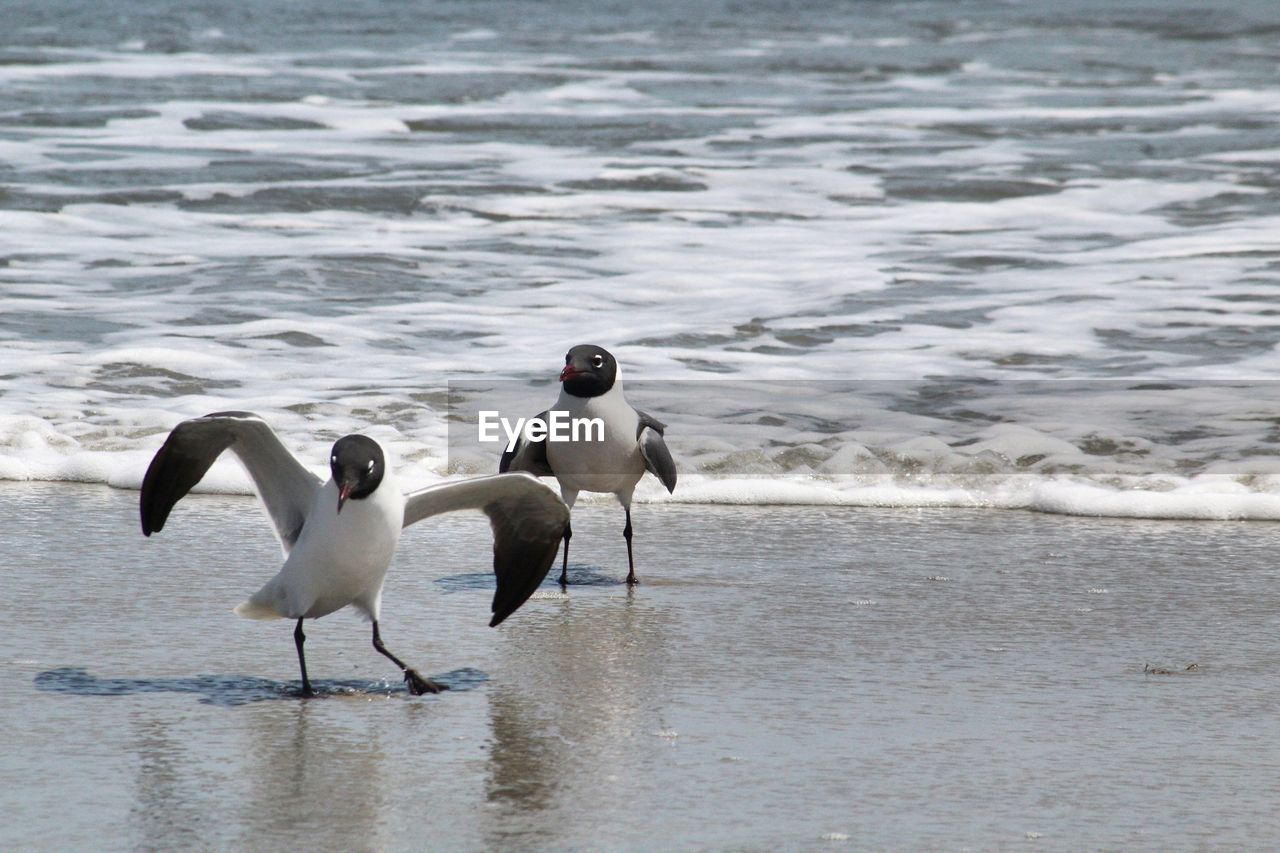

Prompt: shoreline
[14,476,1280,524]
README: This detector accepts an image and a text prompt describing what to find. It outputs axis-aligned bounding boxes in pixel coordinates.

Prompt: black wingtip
[488,529,563,628]
[489,601,519,628]
[138,414,240,540]
[488,588,529,627]
[140,511,164,536]
[139,447,174,538]
[140,505,167,537]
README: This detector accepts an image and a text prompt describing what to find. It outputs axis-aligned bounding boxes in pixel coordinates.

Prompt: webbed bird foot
[404,669,449,695]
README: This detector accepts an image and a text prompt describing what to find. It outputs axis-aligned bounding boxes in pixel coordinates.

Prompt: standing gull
[140,411,568,696]
[500,345,676,585]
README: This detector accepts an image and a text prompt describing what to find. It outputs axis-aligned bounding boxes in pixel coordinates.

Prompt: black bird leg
[372,621,447,695]
[624,509,638,585]
[559,520,572,586]
[294,618,314,697]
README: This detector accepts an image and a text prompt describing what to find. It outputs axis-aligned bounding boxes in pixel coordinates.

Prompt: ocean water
[4,0,1280,517]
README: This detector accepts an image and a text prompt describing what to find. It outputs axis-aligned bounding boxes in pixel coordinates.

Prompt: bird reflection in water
[480,591,676,842]
[235,702,389,847]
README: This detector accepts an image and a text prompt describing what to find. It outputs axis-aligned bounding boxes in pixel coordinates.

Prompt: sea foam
[4,9,1280,523]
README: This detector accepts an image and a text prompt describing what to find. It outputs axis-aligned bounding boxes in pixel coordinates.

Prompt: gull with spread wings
[140,411,568,696]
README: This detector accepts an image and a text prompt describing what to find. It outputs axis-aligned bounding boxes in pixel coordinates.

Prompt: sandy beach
[7,0,1280,847]
[5,481,1280,849]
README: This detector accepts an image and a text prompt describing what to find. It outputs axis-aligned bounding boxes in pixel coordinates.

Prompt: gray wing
[403,472,569,627]
[498,410,554,477]
[636,410,677,494]
[140,411,322,551]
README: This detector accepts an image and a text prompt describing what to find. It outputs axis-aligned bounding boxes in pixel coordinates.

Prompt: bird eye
[367,460,375,472]
[591,355,604,368]
[330,455,337,465]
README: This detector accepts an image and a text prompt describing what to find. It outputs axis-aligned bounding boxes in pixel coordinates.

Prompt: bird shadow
[435,567,624,593]
[33,666,488,707]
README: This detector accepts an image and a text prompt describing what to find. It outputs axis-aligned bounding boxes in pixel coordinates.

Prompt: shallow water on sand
[4,482,1280,849]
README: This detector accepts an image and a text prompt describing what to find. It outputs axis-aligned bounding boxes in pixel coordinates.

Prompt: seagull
[140,411,568,697]
[499,345,676,586]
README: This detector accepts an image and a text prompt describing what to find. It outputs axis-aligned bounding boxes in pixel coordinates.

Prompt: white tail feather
[234,595,284,620]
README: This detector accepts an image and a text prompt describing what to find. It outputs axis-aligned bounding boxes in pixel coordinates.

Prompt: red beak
[560,365,580,382]
[337,481,353,514]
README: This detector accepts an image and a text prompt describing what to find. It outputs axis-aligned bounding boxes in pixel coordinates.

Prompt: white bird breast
[271,476,407,620]
[546,389,645,496]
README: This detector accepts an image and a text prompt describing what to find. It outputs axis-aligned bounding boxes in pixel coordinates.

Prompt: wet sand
[3,482,1280,849]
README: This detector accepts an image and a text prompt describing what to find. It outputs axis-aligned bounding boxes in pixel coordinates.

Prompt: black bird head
[329,434,385,513]
[559,344,617,398]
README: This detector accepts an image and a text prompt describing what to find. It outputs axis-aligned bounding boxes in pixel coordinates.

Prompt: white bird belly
[546,393,645,496]
[548,436,645,495]
[242,480,404,621]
